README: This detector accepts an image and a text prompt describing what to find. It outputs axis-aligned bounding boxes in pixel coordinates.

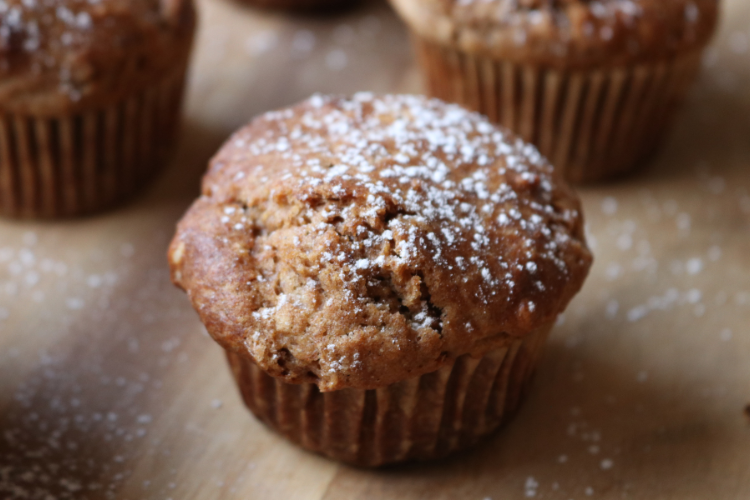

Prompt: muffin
[388,0,719,183]
[0,0,196,218]
[169,93,592,466]
[239,0,353,11]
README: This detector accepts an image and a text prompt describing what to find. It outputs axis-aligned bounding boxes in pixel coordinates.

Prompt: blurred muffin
[169,93,592,466]
[239,0,353,11]
[388,0,719,183]
[0,0,196,218]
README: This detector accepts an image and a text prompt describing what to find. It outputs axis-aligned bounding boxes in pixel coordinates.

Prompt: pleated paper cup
[226,322,553,467]
[0,66,188,219]
[413,36,704,183]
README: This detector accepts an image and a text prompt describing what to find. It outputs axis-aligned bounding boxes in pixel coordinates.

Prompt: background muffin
[388,0,719,183]
[169,93,592,466]
[0,0,196,218]
[237,0,354,11]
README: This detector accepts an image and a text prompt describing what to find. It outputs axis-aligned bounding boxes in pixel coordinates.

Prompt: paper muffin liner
[226,322,553,467]
[413,36,704,183]
[0,66,188,218]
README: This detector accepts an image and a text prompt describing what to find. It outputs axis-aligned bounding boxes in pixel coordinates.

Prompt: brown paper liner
[413,37,704,183]
[226,323,553,467]
[0,67,188,219]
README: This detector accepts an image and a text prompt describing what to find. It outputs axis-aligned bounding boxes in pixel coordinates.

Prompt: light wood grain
[1,0,749,498]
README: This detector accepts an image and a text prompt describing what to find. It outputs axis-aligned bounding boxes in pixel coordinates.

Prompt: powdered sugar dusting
[394,0,716,65]
[0,0,188,101]
[216,93,584,304]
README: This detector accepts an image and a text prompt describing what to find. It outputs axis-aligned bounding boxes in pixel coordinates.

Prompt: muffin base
[226,322,552,467]
[414,37,703,183]
[0,67,188,219]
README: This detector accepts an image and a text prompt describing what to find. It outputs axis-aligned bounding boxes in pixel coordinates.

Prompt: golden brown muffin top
[169,94,592,392]
[389,0,719,68]
[0,0,195,114]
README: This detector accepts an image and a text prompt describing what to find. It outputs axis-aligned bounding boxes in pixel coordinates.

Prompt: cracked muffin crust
[389,0,719,68]
[0,0,196,114]
[170,94,592,393]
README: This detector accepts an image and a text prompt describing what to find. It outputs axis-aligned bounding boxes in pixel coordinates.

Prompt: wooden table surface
[1,1,749,499]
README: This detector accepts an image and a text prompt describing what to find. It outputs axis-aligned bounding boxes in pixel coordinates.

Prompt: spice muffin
[0,0,196,218]
[169,93,592,466]
[239,0,352,11]
[388,0,720,183]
